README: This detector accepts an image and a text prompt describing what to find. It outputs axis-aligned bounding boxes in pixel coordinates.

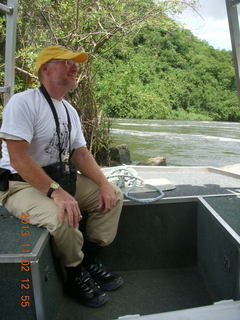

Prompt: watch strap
[47,188,55,198]
[47,182,60,198]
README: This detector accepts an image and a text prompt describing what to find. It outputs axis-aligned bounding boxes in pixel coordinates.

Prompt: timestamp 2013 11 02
[20,212,32,308]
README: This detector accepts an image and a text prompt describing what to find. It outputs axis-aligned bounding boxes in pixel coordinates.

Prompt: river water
[110,119,240,167]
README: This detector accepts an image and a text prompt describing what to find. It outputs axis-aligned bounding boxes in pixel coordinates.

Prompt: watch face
[51,182,59,189]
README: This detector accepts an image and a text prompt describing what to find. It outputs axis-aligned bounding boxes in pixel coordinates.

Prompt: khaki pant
[0,174,123,267]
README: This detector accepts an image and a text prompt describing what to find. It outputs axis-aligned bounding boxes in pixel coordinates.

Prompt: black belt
[8,163,63,183]
[9,173,25,182]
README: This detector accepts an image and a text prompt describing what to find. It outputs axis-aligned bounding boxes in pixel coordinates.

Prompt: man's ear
[40,63,49,75]
[38,63,49,81]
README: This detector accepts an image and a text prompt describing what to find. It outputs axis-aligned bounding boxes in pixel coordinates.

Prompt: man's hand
[98,182,117,214]
[51,187,81,228]
[72,147,118,214]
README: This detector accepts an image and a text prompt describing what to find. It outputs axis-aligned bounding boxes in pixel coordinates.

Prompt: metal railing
[0,0,18,106]
[226,0,240,105]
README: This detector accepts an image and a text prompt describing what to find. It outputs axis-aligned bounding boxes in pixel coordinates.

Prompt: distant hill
[93,25,240,121]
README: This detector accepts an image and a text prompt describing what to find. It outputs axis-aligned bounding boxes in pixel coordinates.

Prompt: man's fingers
[53,188,81,227]
[98,196,104,211]
[98,183,117,213]
[98,194,116,213]
[67,208,74,227]
[65,203,81,228]
[72,207,81,228]
[58,205,65,224]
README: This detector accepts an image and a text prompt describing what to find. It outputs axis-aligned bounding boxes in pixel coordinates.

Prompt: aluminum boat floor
[57,267,212,320]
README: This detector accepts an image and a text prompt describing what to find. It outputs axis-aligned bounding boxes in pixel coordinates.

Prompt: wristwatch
[47,181,60,198]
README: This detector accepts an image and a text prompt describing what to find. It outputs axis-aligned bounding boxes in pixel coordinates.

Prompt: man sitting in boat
[0,45,124,308]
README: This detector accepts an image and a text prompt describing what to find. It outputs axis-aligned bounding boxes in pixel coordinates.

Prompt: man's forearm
[6,139,53,194]
[10,154,53,194]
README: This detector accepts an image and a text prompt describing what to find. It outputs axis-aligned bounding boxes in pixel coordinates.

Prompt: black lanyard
[39,85,72,167]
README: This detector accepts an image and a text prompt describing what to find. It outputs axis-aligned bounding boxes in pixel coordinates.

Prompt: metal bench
[0,206,63,320]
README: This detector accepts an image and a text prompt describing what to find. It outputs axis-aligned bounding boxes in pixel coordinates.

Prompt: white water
[111,119,240,167]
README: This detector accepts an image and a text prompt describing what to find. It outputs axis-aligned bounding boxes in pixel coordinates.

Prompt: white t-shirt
[0,88,86,173]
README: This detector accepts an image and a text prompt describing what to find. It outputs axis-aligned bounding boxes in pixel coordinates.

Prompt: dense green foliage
[94,26,239,121]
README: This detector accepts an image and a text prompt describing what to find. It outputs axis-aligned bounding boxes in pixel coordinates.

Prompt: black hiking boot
[65,264,109,307]
[86,263,124,291]
[81,241,124,291]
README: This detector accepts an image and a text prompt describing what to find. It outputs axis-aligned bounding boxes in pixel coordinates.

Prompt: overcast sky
[175,0,234,50]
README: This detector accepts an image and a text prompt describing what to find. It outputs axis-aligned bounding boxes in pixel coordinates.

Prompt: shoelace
[74,270,100,293]
[88,264,111,279]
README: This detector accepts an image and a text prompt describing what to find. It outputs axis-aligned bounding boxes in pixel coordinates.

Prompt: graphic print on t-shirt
[44,119,69,161]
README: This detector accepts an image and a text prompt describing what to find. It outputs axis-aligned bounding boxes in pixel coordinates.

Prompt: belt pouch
[0,168,11,191]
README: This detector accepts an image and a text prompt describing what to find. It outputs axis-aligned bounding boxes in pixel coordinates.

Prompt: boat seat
[0,205,63,320]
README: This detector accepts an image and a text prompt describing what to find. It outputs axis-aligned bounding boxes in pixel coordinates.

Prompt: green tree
[94,25,239,121]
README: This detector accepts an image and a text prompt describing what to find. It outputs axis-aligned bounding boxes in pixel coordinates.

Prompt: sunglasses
[47,59,79,68]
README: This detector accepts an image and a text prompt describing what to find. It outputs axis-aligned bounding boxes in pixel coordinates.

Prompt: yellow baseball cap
[36,45,88,72]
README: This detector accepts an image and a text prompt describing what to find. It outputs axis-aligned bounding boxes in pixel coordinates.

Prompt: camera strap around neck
[39,84,72,167]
